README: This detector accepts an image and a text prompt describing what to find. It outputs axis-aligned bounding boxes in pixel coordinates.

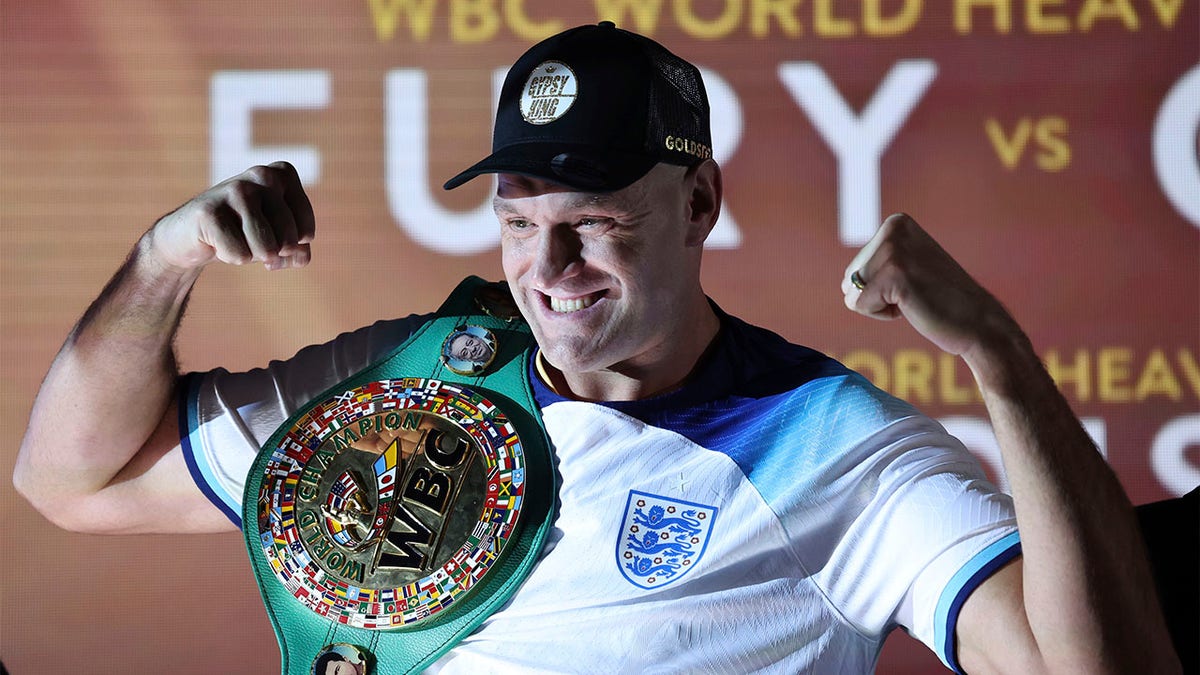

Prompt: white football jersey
[182,310,1019,673]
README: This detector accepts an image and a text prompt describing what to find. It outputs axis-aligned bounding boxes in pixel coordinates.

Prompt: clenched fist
[842,213,1021,360]
[148,161,315,272]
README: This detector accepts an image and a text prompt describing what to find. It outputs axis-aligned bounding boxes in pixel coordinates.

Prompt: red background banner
[2,2,1197,672]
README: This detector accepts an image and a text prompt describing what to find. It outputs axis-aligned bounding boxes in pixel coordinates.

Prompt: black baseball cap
[443,21,712,192]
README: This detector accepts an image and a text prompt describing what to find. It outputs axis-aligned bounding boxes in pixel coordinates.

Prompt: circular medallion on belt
[440,325,497,376]
[312,643,369,675]
[256,378,527,629]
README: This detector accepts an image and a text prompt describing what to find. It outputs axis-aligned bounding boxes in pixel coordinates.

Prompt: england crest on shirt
[616,490,718,590]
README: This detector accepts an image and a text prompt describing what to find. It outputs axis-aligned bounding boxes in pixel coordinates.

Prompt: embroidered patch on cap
[520,61,577,125]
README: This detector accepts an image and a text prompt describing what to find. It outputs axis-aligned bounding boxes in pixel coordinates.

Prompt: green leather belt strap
[242,277,556,674]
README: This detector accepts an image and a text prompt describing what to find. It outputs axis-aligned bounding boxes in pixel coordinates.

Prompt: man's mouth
[548,293,600,314]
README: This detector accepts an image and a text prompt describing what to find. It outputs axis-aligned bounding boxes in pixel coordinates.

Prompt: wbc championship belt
[242,277,556,675]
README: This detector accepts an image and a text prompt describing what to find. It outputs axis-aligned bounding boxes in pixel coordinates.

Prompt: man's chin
[537,340,610,377]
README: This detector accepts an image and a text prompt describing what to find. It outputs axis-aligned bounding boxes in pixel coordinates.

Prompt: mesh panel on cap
[641,41,711,166]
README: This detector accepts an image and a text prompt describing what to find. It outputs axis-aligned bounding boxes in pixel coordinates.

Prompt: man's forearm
[15,231,200,522]
[964,329,1179,672]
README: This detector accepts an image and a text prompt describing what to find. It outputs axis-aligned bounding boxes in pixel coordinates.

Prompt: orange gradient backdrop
[2,2,1197,673]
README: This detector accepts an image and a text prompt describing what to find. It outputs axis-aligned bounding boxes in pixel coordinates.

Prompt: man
[14,22,1178,674]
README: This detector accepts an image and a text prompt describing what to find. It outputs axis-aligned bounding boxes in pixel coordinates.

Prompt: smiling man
[15,21,1178,675]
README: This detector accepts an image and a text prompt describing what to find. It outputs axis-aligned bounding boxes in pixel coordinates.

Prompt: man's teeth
[549,295,597,313]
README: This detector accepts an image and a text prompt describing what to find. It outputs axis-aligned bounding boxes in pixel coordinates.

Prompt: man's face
[451,333,491,362]
[495,164,701,379]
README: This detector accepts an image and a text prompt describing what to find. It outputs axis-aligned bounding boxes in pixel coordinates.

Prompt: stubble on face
[495,165,706,397]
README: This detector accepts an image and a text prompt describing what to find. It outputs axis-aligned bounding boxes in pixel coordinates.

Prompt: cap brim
[443,142,658,192]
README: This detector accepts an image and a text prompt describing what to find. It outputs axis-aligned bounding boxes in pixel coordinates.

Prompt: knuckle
[190,199,221,223]
[881,213,914,239]
[242,165,272,183]
[222,179,256,205]
[268,160,297,177]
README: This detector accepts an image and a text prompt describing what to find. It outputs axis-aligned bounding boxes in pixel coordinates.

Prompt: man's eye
[507,219,532,230]
[578,218,610,228]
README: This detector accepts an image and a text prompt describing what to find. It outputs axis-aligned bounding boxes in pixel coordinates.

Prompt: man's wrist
[960,315,1045,397]
[136,227,205,287]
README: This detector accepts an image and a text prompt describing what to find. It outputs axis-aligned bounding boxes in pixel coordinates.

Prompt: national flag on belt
[374,439,399,500]
[471,521,492,541]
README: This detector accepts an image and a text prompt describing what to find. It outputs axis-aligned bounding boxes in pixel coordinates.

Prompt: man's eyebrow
[493,193,627,215]
[492,197,519,215]
[564,193,622,211]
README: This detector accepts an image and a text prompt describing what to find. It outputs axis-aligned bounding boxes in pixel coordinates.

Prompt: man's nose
[531,223,583,287]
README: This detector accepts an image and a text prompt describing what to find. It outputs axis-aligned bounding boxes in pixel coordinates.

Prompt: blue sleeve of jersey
[178,371,244,528]
[934,531,1023,672]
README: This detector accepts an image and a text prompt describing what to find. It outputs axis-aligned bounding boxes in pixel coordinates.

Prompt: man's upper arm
[72,391,241,534]
[954,556,1045,675]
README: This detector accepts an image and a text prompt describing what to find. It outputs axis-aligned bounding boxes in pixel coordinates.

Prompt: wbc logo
[616,490,718,590]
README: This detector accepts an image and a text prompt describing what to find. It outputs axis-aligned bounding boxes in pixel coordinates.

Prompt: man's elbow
[13,461,114,534]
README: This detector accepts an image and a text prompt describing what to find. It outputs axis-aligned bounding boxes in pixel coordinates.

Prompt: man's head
[447,23,722,396]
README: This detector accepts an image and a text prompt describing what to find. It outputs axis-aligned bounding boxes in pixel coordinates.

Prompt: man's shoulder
[286,312,436,368]
[716,311,848,397]
[715,311,920,430]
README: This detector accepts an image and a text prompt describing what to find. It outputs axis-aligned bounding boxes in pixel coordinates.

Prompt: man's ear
[683,159,722,247]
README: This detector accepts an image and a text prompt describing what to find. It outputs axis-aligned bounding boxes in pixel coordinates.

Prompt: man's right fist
[149,161,315,272]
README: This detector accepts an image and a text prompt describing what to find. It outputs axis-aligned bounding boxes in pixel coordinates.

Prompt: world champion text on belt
[255,377,528,629]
